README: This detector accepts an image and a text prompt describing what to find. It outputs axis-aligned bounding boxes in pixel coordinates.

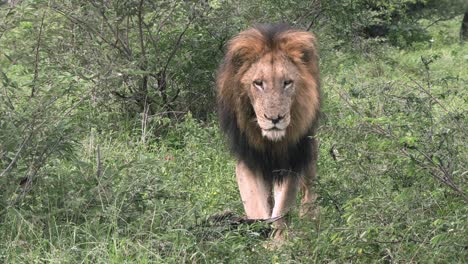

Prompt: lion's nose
[264,114,284,124]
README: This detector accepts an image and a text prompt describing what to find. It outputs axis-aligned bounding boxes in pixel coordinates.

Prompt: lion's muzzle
[257,113,290,141]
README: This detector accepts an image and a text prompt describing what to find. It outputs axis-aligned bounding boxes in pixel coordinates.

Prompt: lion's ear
[226,29,265,72]
[228,46,252,70]
[280,31,318,66]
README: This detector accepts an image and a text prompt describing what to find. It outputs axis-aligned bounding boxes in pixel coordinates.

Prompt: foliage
[320,0,467,48]
[1,0,467,263]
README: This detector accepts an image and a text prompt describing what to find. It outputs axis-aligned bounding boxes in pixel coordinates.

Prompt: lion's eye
[283,80,293,88]
[253,80,263,89]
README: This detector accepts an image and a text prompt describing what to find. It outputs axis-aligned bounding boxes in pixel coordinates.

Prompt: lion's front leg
[236,161,272,219]
[271,175,299,239]
[300,137,319,220]
[299,169,319,220]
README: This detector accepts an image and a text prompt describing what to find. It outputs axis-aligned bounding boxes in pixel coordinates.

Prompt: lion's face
[218,25,320,149]
[241,53,300,141]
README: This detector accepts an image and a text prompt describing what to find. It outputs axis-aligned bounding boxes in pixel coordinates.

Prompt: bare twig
[149,111,186,117]
[96,144,101,178]
[52,7,132,59]
[154,1,180,46]
[400,147,467,201]
[161,2,202,78]
[90,1,132,56]
[141,95,150,144]
[407,77,448,113]
[424,15,460,30]
[137,0,150,112]
[30,11,46,98]
[0,133,32,178]
[12,128,68,205]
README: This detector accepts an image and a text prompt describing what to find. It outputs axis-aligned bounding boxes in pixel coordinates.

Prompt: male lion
[216,24,320,239]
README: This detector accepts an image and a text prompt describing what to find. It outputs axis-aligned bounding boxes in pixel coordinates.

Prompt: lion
[216,24,321,239]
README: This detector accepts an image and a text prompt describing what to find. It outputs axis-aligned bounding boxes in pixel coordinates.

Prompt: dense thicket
[0,0,466,262]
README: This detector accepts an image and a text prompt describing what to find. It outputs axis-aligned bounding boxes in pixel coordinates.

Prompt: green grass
[1,18,467,263]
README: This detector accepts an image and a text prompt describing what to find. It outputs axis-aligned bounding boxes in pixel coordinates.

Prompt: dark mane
[219,105,315,181]
[253,23,291,49]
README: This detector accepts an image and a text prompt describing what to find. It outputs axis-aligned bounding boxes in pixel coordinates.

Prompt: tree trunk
[461,12,468,43]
